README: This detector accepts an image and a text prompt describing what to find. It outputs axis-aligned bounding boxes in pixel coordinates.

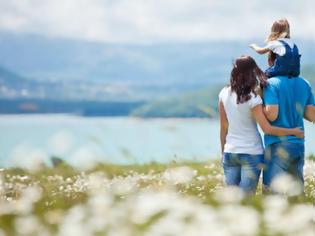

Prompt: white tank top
[219,86,264,155]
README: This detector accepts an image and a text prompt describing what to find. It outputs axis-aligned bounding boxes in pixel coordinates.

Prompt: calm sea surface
[0,115,314,167]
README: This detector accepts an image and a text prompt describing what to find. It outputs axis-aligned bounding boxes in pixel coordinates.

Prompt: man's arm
[264,105,279,122]
[304,83,315,123]
[304,105,315,123]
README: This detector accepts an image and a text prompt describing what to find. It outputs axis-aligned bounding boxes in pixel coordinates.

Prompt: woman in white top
[219,55,303,194]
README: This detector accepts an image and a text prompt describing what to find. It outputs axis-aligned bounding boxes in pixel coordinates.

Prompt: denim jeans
[263,142,305,189]
[222,153,263,194]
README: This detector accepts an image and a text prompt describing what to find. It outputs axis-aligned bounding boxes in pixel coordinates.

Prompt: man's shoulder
[297,77,312,87]
[291,76,312,89]
[267,76,282,87]
[268,76,310,86]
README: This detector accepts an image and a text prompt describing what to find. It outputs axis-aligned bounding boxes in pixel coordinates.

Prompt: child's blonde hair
[266,18,290,42]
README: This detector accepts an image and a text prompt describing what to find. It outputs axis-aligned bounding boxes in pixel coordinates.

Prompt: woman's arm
[249,44,270,54]
[219,101,229,154]
[252,105,304,138]
[263,105,279,121]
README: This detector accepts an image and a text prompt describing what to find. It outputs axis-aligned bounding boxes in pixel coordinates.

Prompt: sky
[0,0,314,43]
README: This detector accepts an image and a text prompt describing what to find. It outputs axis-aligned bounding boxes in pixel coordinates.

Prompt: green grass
[0,159,314,235]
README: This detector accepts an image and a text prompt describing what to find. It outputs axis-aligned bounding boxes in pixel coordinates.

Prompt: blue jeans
[263,142,304,189]
[222,153,263,194]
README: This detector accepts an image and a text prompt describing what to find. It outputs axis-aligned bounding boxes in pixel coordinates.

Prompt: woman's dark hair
[230,56,267,104]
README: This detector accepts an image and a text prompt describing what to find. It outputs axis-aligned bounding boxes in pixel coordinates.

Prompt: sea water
[0,115,314,167]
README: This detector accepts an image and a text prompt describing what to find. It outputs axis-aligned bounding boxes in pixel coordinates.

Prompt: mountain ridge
[1,31,314,85]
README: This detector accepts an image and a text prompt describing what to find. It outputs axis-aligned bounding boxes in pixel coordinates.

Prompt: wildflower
[219,205,260,236]
[15,186,42,214]
[264,202,313,235]
[162,166,196,184]
[45,210,64,225]
[214,186,244,204]
[87,172,107,194]
[14,215,42,235]
[270,174,303,196]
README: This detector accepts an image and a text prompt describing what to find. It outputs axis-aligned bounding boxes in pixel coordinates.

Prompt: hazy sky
[0,0,314,43]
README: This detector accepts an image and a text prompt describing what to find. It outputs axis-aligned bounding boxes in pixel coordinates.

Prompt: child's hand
[249,44,269,54]
[249,43,258,50]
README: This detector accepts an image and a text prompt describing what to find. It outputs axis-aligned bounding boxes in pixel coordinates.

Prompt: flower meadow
[0,159,314,236]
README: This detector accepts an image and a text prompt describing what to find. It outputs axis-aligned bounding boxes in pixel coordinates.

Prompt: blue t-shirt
[263,76,315,147]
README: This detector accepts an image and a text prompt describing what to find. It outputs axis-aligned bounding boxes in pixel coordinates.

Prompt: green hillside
[133,65,315,118]
[131,84,224,118]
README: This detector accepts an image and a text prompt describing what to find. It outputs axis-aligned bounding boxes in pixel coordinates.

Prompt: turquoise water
[0,115,314,167]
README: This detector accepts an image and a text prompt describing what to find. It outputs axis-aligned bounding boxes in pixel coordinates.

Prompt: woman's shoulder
[248,92,263,108]
[220,85,231,92]
[219,86,231,99]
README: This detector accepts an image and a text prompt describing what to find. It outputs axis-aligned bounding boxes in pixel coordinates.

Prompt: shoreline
[0,113,216,122]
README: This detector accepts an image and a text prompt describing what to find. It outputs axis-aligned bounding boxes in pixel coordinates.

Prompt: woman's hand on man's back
[292,127,304,139]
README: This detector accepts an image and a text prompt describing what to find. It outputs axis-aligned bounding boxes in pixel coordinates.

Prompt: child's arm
[249,44,270,54]
[252,105,304,138]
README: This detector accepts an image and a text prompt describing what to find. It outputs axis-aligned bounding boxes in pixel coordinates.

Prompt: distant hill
[0,65,79,100]
[1,31,314,86]
[301,65,315,86]
[0,32,236,83]
[0,98,143,116]
[0,65,26,83]
[2,62,313,117]
[131,85,223,118]
[0,65,43,99]
[0,64,211,101]
[0,30,314,118]
[133,65,315,118]
[0,65,144,115]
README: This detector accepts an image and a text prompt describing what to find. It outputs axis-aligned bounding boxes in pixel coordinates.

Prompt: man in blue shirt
[263,76,315,192]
